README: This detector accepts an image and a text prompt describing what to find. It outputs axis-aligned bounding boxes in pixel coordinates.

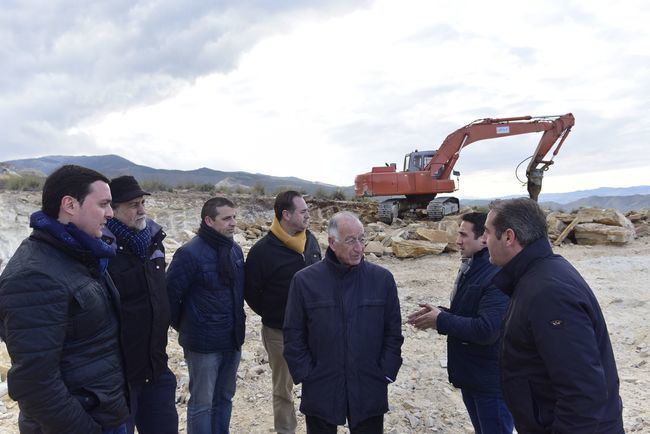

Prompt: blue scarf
[29,211,116,273]
[105,217,152,259]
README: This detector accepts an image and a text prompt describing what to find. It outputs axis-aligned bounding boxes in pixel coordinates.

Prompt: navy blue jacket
[283,249,403,428]
[493,238,623,434]
[166,233,245,353]
[436,248,509,395]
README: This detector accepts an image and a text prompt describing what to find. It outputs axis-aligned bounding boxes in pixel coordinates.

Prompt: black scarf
[198,221,235,288]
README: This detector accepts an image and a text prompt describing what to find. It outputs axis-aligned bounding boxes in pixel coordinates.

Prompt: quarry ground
[0,191,648,433]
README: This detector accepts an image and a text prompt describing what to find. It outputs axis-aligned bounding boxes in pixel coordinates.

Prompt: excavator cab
[404,150,436,172]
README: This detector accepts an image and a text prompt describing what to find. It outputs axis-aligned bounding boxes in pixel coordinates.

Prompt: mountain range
[3,154,650,211]
[3,154,352,196]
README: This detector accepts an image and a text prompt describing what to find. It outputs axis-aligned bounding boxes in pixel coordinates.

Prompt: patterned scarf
[450,256,473,303]
[106,217,152,259]
[29,211,116,273]
[198,221,236,288]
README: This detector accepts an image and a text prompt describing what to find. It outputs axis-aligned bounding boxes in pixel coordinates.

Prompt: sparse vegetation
[0,174,45,191]
[313,188,329,200]
[330,188,346,201]
[177,182,215,192]
[251,183,265,196]
[140,180,174,192]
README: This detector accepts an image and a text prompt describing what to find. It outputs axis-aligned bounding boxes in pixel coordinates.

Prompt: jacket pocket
[357,298,386,341]
[502,377,548,431]
[69,282,111,341]
[72,388,100,411]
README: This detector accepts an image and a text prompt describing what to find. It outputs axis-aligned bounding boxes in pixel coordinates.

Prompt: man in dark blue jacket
[167,197,246,434]
[484,198,623,434]
[408,212,513,433]
[283,211,403,434]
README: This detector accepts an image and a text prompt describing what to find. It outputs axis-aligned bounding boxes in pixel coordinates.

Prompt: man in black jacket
[484,198,623,434]
[244,191,321,434]
[408,212,513,433]
[104,176,178,434]
[0,165,129,434]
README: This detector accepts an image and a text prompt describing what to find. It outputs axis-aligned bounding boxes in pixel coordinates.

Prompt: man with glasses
[283,211,404,434]
[245,190,321,434]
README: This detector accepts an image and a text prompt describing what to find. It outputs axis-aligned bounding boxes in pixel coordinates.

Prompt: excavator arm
[424,113,575,200]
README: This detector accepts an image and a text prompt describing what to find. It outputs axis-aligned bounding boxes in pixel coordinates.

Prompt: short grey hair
[488,198,547,247]
[327,211,362,239]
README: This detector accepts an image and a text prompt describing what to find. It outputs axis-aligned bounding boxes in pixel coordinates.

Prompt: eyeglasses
[340,236,365,246]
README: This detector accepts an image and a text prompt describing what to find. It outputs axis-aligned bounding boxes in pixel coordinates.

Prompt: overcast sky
[2,0,649,198]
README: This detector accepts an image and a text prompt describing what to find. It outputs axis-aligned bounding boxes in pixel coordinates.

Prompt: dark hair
[488,198,547,247]
[201,197,235,220]
[41,165,110,218]
[274,190,302,221]
[460,212,487,239]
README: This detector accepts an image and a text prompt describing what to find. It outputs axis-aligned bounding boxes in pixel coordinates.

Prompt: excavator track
[378,199,400,224]
[426,197,460,221]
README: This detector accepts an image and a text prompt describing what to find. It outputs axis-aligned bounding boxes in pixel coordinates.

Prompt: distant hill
[549,194,650,212]
[461,194,650,213]
[538,186,650,204]
[4,154,355,196]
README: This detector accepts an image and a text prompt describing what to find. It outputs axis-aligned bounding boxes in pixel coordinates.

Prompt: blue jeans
[103,423,128,434]
[461,389,514,434]
[185,349,241,434]
[126,367,179,434]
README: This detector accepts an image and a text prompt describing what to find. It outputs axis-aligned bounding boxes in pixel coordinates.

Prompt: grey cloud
[0,0,370,159]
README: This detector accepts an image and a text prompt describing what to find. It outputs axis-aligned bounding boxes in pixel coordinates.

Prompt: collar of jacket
[324,246,364,276]
[471,247,490,264]
[492,237,553,296]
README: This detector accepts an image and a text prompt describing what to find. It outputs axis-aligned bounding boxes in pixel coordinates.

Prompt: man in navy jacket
[408,212,513,433]
[283,211,403,434]
[167,197,246,434]
[484,198,623,434]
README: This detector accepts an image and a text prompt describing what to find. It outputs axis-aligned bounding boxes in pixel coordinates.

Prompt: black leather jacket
[0,229,129,434]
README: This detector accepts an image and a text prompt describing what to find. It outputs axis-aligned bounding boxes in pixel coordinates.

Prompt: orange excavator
[354,113,575,223]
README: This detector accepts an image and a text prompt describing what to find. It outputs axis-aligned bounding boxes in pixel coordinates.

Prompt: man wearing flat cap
[103,175,178,434]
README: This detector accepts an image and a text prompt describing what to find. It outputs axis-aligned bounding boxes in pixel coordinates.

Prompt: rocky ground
[0,190,649,433]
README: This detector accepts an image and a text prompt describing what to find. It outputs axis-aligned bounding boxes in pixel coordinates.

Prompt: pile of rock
[548,208,637,245]
[363,218,460,259]
[626,209,650,238]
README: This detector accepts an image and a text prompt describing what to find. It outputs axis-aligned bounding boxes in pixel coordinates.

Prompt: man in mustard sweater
[244,191,322,434]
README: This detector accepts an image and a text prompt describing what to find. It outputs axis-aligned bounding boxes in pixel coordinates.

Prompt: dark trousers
[461,389,513,434]
[126,367,179,434]
[306,414,383,434]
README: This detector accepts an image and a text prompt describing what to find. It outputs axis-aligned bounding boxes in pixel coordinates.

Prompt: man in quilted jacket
[167,197,246,434]
[0,165,129,434]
